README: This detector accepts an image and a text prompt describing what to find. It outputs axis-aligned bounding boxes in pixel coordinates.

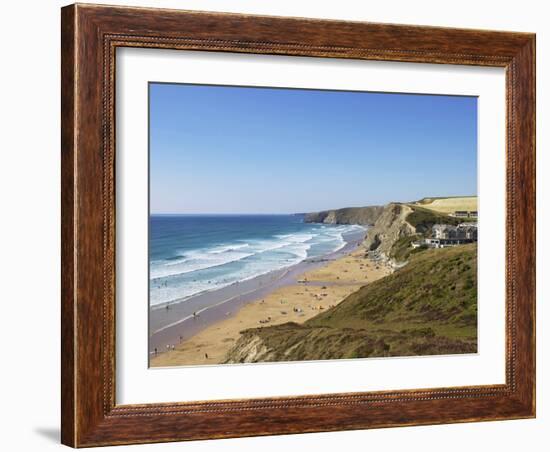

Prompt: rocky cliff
[362,203,416,259]
[304,206,384,226]
[305,203,417,263]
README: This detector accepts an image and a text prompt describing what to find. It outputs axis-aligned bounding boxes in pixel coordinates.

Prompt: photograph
[148,83,479,367]
[47,1,538,448]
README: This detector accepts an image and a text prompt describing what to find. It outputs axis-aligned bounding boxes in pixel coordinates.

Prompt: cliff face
[305,203,416,262]
[363,203,416,258]
[304,206,384,226]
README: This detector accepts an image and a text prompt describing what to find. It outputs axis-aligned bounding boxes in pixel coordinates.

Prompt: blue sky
[149,83,477,214]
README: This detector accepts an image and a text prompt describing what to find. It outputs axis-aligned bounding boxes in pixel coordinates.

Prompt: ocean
[149,214,365,307]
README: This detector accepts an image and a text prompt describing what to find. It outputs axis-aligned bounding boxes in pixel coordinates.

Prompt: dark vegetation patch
[405,205,464,234]
[389,235,426,261]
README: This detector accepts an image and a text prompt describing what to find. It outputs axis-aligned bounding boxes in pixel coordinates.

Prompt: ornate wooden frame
[61,3,536,447]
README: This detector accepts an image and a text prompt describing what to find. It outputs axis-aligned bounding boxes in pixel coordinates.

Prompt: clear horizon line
[150,212,305,216]
[150,194,478,216]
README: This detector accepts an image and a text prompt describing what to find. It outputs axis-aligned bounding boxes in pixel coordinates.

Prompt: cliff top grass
[304,206,384,226]
[412,196,478,215]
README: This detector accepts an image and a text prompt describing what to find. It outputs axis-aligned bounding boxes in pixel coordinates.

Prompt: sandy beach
[151,246,391,367]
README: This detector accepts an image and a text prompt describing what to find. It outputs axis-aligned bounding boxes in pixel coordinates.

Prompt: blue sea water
[149,214,365,306]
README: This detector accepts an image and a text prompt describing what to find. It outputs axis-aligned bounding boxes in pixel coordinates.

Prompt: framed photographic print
[61,3,536,447]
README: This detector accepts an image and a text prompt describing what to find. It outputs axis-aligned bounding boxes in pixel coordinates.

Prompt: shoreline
[149,228,366,355]
[150,232,392,367]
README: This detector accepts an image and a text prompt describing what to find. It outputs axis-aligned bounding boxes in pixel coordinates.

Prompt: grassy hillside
[388,235,423,261]
[225,244,477,363]
[405,205,465,234]
[413,196,477,215]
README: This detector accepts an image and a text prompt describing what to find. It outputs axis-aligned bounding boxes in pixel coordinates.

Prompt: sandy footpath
[151,248,391,367]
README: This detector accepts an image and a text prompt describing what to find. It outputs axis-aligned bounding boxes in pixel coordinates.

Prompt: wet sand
[150,243,392,367]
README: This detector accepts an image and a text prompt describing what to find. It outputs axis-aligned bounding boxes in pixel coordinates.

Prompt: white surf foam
[149,224,365,306]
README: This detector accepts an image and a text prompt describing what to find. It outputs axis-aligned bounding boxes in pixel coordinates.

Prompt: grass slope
[389,235,424,261]
[227,244,477,363]
[406,205,465,235]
